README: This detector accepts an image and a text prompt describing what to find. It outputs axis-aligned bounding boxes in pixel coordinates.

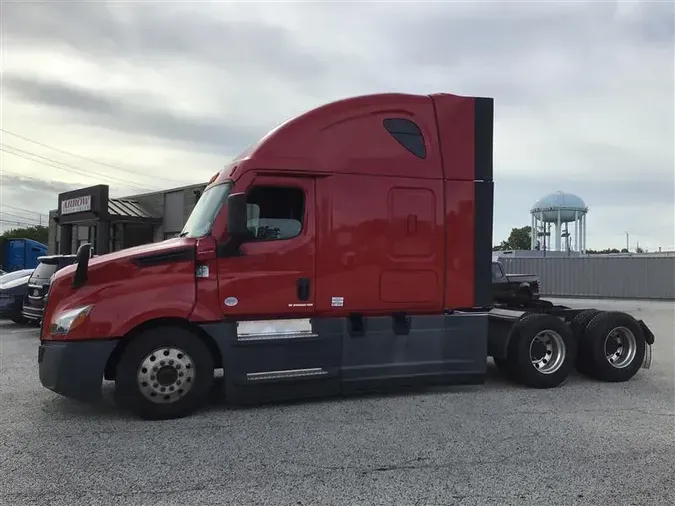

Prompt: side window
[246,186,305,241]
[383,118,427,159]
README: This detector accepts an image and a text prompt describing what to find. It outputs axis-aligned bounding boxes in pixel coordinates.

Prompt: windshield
[180,182,232,238]
[31,262,59,285]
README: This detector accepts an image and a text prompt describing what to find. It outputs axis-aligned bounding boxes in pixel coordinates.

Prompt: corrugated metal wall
[499,257,675,300]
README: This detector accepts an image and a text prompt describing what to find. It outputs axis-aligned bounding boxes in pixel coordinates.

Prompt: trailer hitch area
[637,320,655,370]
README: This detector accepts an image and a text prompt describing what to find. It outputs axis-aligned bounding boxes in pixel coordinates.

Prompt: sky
[1,0,673,251]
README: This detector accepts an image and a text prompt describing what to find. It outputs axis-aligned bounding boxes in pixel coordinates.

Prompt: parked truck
[491,259,541,306]
[38,92,655,420]
[0,238,47,272]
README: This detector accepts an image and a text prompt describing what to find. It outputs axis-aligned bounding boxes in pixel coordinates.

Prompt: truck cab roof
[210,92,493,189]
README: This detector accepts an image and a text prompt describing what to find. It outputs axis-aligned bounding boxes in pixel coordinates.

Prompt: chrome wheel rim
[529,330,566,375]
[604,326,637,369]
[137,347,195,404]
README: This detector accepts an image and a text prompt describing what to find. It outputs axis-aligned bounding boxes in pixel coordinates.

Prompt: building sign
[61,195,92,215]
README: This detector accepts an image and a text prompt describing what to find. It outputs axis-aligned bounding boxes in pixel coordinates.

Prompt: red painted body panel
[430,94,476,182]
[41,92,490,343]
[215,93,444,184]
[217,176,317,319]
[190,236,222,322]
[313,173,445,315]
[42,239,198,341]
[443,181,476,308]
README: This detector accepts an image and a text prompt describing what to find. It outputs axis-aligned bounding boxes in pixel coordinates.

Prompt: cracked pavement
[1,298,674,505]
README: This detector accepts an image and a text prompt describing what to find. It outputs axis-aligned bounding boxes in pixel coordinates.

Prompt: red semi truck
[38,92,655,420]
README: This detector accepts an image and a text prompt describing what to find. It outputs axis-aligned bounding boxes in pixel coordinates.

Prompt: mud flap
[637,319,655,345]
[636,319,654,370]
[642,343,652,370]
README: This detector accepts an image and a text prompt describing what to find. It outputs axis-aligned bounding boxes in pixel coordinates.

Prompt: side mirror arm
[217,236,246,258]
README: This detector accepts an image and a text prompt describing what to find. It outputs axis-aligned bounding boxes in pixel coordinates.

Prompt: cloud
[1,0,673,250]
[0,173,79,196]
[2,76,261,155]
[0,174,78,232]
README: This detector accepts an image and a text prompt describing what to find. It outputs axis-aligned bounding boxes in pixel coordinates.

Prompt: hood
[52,237,196,283]
[0,275,31,291]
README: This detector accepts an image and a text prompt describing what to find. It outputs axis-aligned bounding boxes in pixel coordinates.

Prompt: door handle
[297,277,310,301]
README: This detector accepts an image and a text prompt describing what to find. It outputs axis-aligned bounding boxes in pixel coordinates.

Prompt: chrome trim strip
[238,332,318,342]
[246,368,328,382]
[237,318,312,337]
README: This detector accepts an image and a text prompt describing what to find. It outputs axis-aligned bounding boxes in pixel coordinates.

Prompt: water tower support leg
[556,209,562,251]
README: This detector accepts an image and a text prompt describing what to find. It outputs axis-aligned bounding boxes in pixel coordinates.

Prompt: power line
[1,143,156,191]
[0,171,64,185]
[1,172,148,200]
[0,218,42,228]
[0,211,41,225]
[1,144,154,192]
[0,128,189,185]
[0,204,49,218]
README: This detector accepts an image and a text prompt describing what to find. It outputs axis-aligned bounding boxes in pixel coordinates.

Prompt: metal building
[48,182,206,255]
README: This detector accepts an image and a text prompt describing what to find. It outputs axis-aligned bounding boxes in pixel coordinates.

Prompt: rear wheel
[114,326,215,420]
[507,313,576,388]
[571,309,601,374]
[582,311,646,382]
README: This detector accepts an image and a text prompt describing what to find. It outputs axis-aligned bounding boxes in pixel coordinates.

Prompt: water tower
[530,191,588,252]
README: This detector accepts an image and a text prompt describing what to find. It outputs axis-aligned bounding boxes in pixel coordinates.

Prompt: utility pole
[625,231,629,252]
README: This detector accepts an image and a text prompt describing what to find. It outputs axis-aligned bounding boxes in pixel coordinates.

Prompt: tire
[507,313,577,389]
[493,357,516,381]
[582,311,646,382]
[570,309,601,339]
[570,309,601,374]
[114,326,215,420]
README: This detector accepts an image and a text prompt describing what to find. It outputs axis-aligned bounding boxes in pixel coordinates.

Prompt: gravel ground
[1,298,673,506]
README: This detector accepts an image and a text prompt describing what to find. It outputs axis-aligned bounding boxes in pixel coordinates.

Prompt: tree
[493,226,532,251]
[0,225,49,244]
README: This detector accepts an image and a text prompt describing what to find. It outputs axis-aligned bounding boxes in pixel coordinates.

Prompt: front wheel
[508,313,577,389]
[115,326,215,420]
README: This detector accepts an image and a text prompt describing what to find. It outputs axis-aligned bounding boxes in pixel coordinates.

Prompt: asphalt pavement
[1,298,673,506]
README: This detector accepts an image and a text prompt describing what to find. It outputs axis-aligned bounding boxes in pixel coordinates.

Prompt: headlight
[49,305,93,335]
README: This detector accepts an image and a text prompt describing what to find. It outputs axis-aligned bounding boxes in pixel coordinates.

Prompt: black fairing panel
[200,312,488,404]
[199,319,342,404]
[340,313,487,388]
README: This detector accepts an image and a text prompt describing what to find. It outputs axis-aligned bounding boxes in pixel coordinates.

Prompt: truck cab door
[215,175,341,403]
[218,176,316,317]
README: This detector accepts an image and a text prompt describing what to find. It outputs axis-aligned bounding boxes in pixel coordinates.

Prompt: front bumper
[22,305,44,321]
[38,339,119,403]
